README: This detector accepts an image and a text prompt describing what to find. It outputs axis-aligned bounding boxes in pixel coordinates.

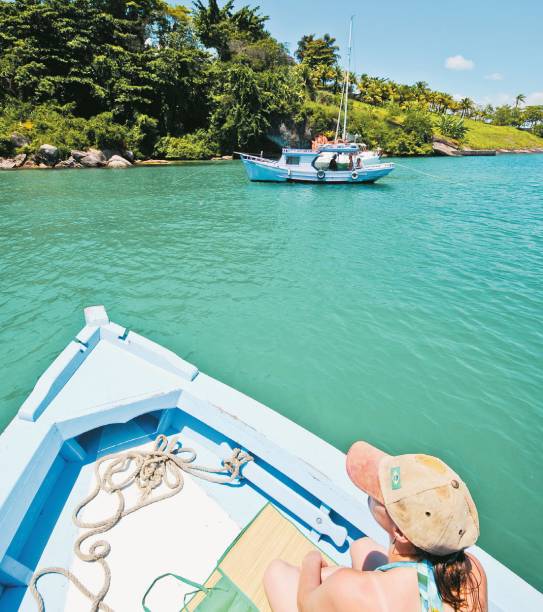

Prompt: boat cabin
[280,144,378,172]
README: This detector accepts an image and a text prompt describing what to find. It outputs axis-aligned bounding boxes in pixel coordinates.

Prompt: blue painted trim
[0,556,32,587]
[60,438,86,463]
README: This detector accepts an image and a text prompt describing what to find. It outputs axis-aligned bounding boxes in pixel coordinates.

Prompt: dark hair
[418,549,483,611]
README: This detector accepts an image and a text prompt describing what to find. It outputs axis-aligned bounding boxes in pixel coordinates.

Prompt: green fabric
[141,569,258,612]
[193,573,258,611]
[142,503,325,612]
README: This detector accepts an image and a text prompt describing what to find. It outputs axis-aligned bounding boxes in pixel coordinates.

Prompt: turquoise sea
[1,156,542,590]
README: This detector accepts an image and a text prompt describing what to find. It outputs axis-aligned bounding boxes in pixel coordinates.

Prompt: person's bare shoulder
[466,553,488,611]
[350,537,388,570]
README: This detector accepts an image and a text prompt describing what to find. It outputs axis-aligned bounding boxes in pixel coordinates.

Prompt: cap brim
[346,441,389,503]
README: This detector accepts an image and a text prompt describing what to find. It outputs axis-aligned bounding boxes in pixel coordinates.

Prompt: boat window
[285,156,301,165]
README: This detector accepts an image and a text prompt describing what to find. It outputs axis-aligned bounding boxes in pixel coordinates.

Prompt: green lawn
[460,120,543,150]
[305,98,543,153]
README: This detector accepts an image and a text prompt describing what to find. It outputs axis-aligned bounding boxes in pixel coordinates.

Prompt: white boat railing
[281,147,314,153]
[235,152,279,166]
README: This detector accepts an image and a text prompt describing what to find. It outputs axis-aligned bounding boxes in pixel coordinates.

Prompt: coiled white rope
[29,434,253,611]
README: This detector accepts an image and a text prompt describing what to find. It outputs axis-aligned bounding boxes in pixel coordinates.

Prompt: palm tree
[483,104,495,122]
[515,93,526,108]
[459,97,475,118]
[413,81,429,105]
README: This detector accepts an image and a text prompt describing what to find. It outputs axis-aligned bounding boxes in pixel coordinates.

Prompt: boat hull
[241,157,288,182]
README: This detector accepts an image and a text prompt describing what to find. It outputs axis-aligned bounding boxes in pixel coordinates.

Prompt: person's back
[264,441,488,611]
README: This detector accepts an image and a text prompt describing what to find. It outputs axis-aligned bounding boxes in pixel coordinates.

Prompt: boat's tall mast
[334,86,345,142]
[342,16,354,141]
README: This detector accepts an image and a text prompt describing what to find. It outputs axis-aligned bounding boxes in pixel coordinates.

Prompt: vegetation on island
[1,0,542,163]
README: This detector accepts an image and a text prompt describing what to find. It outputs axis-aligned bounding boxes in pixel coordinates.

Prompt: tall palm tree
[459,97,474,118]
[515,93,526,108]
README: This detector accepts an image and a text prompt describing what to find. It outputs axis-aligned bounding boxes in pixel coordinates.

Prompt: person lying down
[264,441,488,611]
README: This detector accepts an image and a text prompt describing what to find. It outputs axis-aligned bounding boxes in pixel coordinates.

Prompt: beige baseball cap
[346,441,479,555]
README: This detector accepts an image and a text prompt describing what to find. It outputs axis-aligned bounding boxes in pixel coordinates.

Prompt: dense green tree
[295,34,340,90]
[492,104,523,127]
[229,37,292,71]
[192,0,268,61]
[439,115,468,141]
[523,105,543,128]
[0,0,210,129]
[207,60,304,151]
[208,62,268,148]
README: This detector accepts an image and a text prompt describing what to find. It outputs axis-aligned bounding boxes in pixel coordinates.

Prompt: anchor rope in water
[29,434,253,612]
[391,160,468,187]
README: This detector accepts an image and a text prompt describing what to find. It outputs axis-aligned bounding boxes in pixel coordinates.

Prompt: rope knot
[222,448,253,479]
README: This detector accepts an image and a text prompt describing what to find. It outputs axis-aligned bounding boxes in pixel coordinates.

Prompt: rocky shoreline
[1,140,541,171]
[0,143,134,170]
[0,142,235,170]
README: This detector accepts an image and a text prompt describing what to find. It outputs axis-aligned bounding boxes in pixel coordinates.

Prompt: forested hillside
[1,0,542,162]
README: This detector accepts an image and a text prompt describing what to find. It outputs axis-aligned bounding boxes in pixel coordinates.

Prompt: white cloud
[445,55,475,71]
[526,91,543,105]
[484,72,503,81]
[479,93,514,106]
[477,92,543,107]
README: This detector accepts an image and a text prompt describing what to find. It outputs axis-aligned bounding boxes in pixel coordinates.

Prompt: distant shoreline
[1,149,542,172]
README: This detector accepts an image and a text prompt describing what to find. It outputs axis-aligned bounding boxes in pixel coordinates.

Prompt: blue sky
[223,0,543,106]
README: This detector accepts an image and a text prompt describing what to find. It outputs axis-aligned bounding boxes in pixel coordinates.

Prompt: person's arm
[297,551,324,610]
[297,552,378,611]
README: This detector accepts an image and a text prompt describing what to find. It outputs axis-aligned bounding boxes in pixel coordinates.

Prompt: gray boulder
[80,153,106,168]
[0,158,16,170]
[107,155,131,168]
[36,144,59,166]
[0,154,26,169]
[13,153,27,168]
[10,133,29,148]
[70,150,88,161]
[56,156,83,169]
[87,149,106,162]
[101,148,135,163]
[102,148,121,160]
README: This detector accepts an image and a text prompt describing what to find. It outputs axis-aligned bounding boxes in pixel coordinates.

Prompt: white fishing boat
[238,143,394,184]
[238,18,394,185]
[0,306,540,611]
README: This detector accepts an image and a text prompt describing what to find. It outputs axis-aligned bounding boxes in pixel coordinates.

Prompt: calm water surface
[1,156,542,590]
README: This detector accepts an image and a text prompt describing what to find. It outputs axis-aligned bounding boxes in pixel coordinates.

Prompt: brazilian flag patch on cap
[391,466,401,490]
